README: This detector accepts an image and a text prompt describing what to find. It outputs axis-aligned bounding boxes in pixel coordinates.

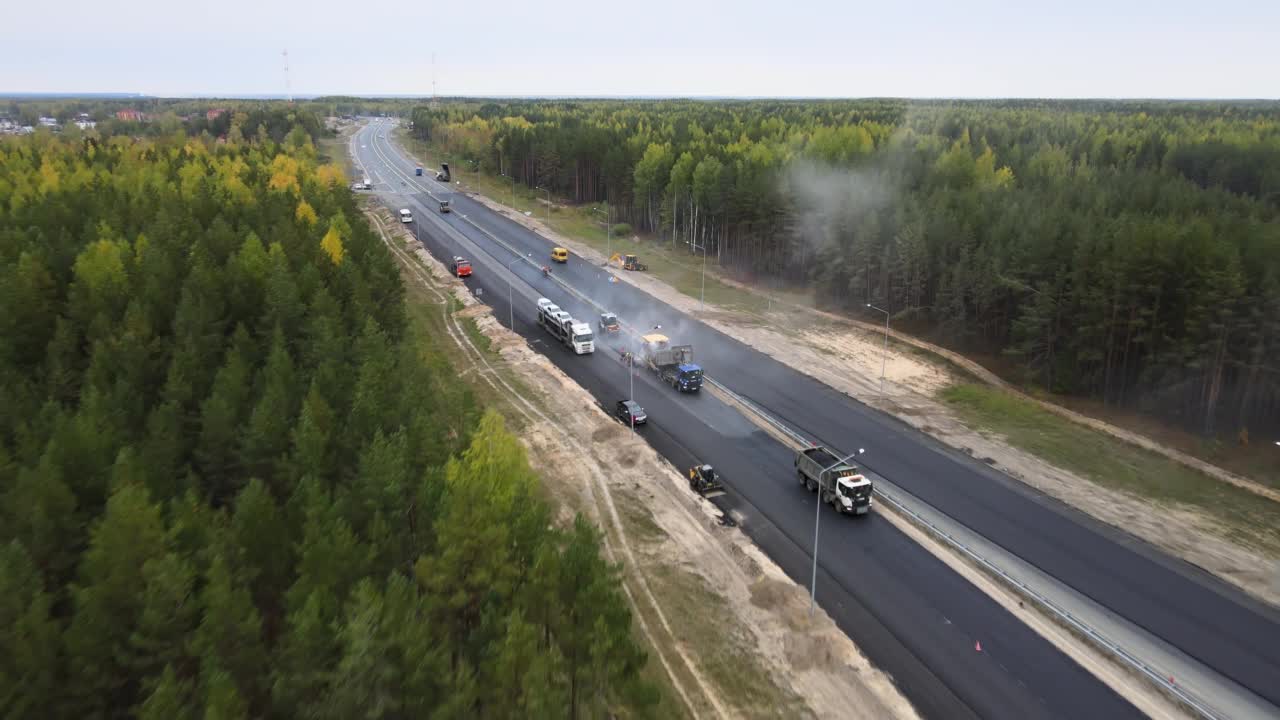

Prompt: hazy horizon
[4,0,1278,99]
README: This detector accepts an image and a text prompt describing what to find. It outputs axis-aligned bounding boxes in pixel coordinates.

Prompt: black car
[616,400,647,426]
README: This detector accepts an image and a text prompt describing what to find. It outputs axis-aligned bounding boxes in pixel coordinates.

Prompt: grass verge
[940,383,1280,554]
[645,564,807,719]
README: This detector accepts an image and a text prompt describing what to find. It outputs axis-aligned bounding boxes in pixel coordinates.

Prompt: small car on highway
[615,400,647,426]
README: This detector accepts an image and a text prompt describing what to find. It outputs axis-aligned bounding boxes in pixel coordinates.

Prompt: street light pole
[536,186,550,222]
[867,304,890,396]
[592,206,612,259]
[506,253,530,330]
[810,448,865,615]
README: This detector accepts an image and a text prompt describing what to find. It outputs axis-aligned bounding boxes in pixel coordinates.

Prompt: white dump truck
[795,446,873,515]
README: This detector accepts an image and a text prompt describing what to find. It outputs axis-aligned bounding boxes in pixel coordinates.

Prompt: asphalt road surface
[357,119,1276,718]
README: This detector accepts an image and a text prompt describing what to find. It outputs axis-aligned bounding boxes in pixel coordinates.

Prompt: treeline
[4,98,328,145]
[410,99,1280,436]
[0,116,655,717]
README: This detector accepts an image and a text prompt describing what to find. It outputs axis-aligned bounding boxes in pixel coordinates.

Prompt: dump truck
[435,163,451,182]
[795,446,872,516]
[450,257,471,278]
[639,334,702,392]
[688,464,726,498]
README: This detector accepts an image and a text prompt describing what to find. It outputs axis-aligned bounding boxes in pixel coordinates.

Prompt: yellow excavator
[608,253,648,271]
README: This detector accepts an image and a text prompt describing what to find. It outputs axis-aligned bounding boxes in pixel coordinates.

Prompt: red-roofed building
[116,109,144,122]
[206,108,226,121]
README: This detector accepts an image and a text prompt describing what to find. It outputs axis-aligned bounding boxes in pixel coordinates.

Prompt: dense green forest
[410,99,1280,436]
[0,112,655,717]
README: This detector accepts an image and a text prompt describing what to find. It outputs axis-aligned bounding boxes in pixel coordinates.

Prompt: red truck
[451,256,472,278]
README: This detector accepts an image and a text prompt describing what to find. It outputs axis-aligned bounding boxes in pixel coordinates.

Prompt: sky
[4,0,1278,98]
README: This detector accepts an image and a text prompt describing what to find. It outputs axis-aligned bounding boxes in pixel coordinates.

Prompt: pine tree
[126,552,199,695]
[0,542,60,720]
[137,665,196,720]
[290,380,336,483]
[195,339,252,504]
[270,590,338,718]
[239,328,298,489]
[191,554,268,709]
[200,666,248,720]
[63,483,167,716]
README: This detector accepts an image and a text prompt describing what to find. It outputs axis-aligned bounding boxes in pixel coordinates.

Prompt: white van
[399,208,413,224]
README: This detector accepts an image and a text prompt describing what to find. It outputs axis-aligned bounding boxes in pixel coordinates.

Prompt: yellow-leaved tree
[320,224,344,266]
[314,164,344,188]
[295,201,318,227]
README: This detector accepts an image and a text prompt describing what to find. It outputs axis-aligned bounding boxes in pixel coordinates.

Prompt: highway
[353,118,1277,718]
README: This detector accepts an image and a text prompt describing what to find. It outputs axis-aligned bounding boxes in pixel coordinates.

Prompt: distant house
[116,109,145,122]
[39,117,58,128]
[206,108,226,121]
[75,120,97,130]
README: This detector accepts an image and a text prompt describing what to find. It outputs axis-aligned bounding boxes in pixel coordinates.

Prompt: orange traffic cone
[975,640,983,652]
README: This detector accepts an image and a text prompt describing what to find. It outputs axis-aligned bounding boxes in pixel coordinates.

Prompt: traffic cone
[975,640,982,652]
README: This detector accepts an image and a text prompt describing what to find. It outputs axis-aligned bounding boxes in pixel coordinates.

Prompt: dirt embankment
[373,207,920,720]
[453,192,1280,608]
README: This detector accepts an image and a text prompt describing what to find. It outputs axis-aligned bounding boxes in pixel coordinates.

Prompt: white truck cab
[570,322,595,354]
[836,475,873,514]
[399,208,413,223]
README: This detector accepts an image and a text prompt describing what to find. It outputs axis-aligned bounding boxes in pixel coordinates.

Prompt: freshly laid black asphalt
[359,120,1274,717]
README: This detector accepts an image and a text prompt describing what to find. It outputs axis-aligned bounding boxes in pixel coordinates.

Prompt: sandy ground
[371,207,920,720]
[454,191,1280,608]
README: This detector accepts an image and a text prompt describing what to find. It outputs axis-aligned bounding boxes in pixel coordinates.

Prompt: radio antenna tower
[282,49,292,103]
[432,52,437,104]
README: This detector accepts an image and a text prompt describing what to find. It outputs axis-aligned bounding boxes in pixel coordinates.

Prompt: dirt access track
[369,207,919,720]
[452,188,1280,608]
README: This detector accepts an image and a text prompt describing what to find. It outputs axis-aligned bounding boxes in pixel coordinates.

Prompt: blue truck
[640,334,703,392]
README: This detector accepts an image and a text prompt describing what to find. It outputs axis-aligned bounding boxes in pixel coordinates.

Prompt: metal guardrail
[705,377,1222,720]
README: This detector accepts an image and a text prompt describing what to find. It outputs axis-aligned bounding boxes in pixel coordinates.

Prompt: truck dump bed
[803,446,841,468]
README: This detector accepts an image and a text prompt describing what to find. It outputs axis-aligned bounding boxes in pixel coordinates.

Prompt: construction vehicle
[435,163,451,182]
[415,167,423,176]
[639,334,702,392]
[598,312,620,334]
[536,300,594,354]
[795,446,873,516]
[450,257,472,278]
[688,464,726,498]
[439,200,451,214]
[608,253,649,271]
[551,247,569,263]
